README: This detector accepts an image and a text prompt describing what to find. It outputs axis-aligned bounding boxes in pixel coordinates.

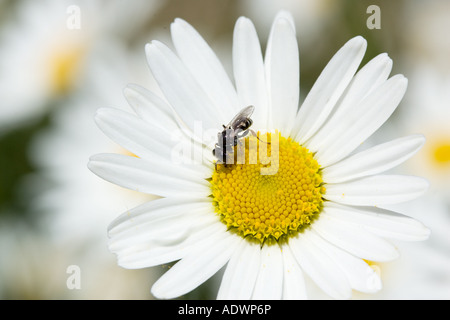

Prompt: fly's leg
[249,129,270,144]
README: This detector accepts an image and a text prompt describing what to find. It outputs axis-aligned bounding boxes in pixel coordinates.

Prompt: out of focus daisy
[394,1,450,201]
[25,26,160,299]
[28,44,157,243]
[89,12,429,299]
[345,0,450,300]
[351,196,450,300]
[0,220,156,299]
[396,69,450,200]
[23,57,160,299]
[0,0,162,133]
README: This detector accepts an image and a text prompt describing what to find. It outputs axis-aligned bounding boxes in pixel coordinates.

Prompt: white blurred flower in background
[398,69,450,201]
[28,53,157,244]
[24,31,163,301]
[398,1,450,201]
[23,46,160,299]
[347,0,450,300]
[349,196,450,300]
[0,0,162,134]
[0,0,164,299]
[0,220,157,299]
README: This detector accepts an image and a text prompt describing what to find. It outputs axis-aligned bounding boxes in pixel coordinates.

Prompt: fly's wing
[227,105,255,129]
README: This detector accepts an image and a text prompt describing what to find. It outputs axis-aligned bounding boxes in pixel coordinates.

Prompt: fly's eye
[236,119,251,131]
[242,119,252,130]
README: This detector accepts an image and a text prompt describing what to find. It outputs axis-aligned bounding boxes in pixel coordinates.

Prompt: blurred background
[0,0,448,299]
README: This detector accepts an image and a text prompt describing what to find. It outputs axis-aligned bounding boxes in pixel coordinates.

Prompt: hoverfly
[212,105,256,167]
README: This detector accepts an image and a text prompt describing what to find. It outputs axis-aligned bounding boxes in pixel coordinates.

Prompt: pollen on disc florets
[210,131,326,245]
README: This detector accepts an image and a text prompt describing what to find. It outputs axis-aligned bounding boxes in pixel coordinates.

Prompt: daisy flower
[0,219,156,299]
[29,45,157,244]
[395,68,450,201]
[391,0,450,201]
[350,197,450,300]
[88,12,430,299]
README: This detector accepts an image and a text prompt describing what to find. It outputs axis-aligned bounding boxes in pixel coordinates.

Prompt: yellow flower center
[210,132,325,245]
[432,142,450,165]
[49,46,85,95]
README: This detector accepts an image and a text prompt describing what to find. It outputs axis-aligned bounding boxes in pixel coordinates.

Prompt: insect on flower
[212,105,257,167]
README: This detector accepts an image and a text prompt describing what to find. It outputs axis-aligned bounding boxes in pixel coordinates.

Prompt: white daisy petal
[94,106,211,169]
[281,244,307,300]
[145,40,221,132]
[273,10,296,32]
[110,211,215,258]
[306,53,393,152]
[333,52,393,111]
[289,231,352,299]
[322,134,426,183]
[171,18,239,120]
[307,230,382,293]
[108,198,216,252]
[315,75,408,167]
[94,107,176,161]
[323,202,430,241]
[124,84,211,150]
[292,36,367,143]
[115,222,223,269]
[217,240,261,300]
[233,17,268,128]
[311,213,399,261]
[123,84,178,133]
[88,153,210,198]
[151,230,240,299]
[251,244,283,300]
[108,197,211,234]
[324,175,429,206]
[265,14,299,134]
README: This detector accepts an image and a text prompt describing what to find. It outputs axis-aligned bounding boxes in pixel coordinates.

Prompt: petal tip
[145,40,164,55]
[173,17,185,24]
[171,18,187,33]
[274,10,295,30]
[414,133,427,147]
[349,35,368,48]
[235,16,252,29]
